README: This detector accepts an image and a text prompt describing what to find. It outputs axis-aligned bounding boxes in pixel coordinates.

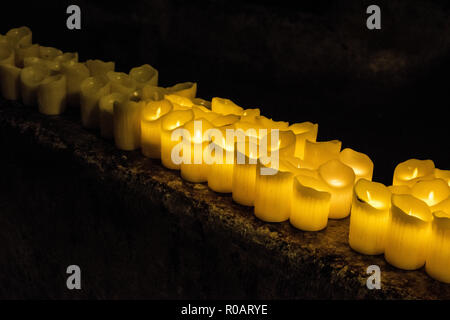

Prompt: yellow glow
[409,167,418,180]
[426,191,435,206]
[329,179,344,187]
[193,130,202,144]
[366,190,384,209]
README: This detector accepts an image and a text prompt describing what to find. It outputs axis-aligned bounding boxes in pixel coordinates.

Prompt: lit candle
[426,210,450,283]
[192,105,219,122]
[388,185,411,195]
[86,59,115,77]
[434,168,450,187]
[254,115,289,130]
[393,159,435,187]
[232,141,259,206]
[211,97,244,115]
[302,140,342,169]
[37,74,67,115]
[113,98,144,151]
[166,82,197,99]
[339,148,374,181]
[348,179,391,255]
[129,64,158,88]
[254,160,294,222]
[385,194,432,270]
[14,43,39,68]
[289,122,318,159]
[211,114,240,127]
[164,94,194,110]
[207,126,236,193]
[99,92,126,139]
[6,26,32,48]
[20,64,50,106]
[160,109,194,169]
[80,76,111,129]
[107,71,137,96]
[192,97,211,109]
[240,108,260,122]
[411,178,450,210]
[0,43,15,65]
[180,118,214,182]
[290,174,331,231]
[0,63,21,100]
[318,159,355,219]
[61,60,90,108]
[141,99,173,158]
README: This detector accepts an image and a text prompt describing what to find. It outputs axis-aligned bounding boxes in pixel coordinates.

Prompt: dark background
[1,0,449,184]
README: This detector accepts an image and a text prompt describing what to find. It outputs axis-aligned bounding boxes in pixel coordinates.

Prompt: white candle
[385,194,432,270]
[349,179,391,255]
[107,71,137,96]
[289,122,318,159]
[61,60,90,108]
[232,141,259,206]
[411,178,450,210]
[20,64,50,106]
[129,64,158,88]
[0,63,21,100]
[37,74,67,115]
[166,82,197,99]
[99,92,126,139]
[434,168,450,187]
[302,140,342,169]
[211,97,244,115]
[6,26,32,48]
[393,159,435,187]
[86,59,115,77]
[114,99,144,150]
[0,43,15,65]
[339,148,374,181]
[39,46,63,60]
[318,159,355,219]
[80,76,111,129]
[14,43,39,68]
[142,84,167,101]
[426,210,450,283]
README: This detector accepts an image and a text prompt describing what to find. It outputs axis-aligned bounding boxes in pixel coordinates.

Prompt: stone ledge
[0,99,449,299]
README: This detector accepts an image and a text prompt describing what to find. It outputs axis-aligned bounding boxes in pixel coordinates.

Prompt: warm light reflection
[366,190,384,209]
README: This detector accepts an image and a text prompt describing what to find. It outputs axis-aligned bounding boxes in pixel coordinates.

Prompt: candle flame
[409,167,418,180]
[156,107,161,118]
[366,190,384,209]
[175,121,180,127]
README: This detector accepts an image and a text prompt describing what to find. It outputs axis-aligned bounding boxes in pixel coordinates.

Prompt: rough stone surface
[0,99,449,299]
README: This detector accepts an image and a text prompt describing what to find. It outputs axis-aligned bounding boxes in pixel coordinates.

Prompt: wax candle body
[349,179,391,255]
[254,162,294,222]
[393,159,435,187]
[80,76,110,128]
[207,143,235,193]
[99,92,126,139]
[303,140,342,169]
[0,43,15,65]
[426,211,450,283]
[339,148,374,181]
[86,59,115,77]
[142,85,167,101]
[211,114,240,127]
[211,97,244,115]
[39,46,63,60]
[141,99,173,158]
[20,64,50,106]
[129,64,158,88]
[388,185,411,195]
[385,194,432,270]
[192,106,219,122]
[411,178,450,209]
[288,122,318,159]
[15,43,39,68]
[167,82,197,99]
[24,57,60,74]
[6,26,32,48]
[180,119,214,183]
[434,168,450,187]
[114,99,144,151]
[240,108,260,122]
[319,159,355,219]
[107,71,137,96]
[290,174,331,231]
[61,61,90,108]
[232,142,259,206]
[160,109,194,169]
[37,74,67,115]
[0,63,21,100]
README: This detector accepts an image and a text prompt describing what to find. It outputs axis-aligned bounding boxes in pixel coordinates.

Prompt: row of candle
[1,27,449,284]
[349,159,450,283]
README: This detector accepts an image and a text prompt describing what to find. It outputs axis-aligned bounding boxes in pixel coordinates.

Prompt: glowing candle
[166,82,197,99]
[385,194,432,270]
[426,210,450,283]
[129,64,158,88]
[107,71,137,96]
[232,141,259,206]
[37,74,67,115]
[113,99,144,151]
[192,105,219,122]
[290,174,331,231]
[207,126,236,193]
[180,118,214,182]
[254,115,289,130]
[289,122,318,159]
[388,185,411,195]
[99,92,126,139]
[240,108,260,122]
[318,159,355,219]
[20,64,50,106]
[434,168,450,187]
[0,43,15,65]
[211,97,244,115]
[393,159,435,187]
[6,26,32,48]
[141,99,173,158]
[164,94,194,110]
[86,59,115,77]
[160,109,194,169]
[349,179,391,255]
[211,114,240,127]
[39,46,63,60]
[411,178,450,210]
[80,76,110,129]
[14,43,39,68]
[61,61,90,108]
[339,148,374,181]
[254,161,294,222]
[302,140,342,169]
[274,130,296,157]
[0,63,21,100]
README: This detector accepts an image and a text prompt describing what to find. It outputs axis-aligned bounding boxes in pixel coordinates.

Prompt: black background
[1,0,449,185]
